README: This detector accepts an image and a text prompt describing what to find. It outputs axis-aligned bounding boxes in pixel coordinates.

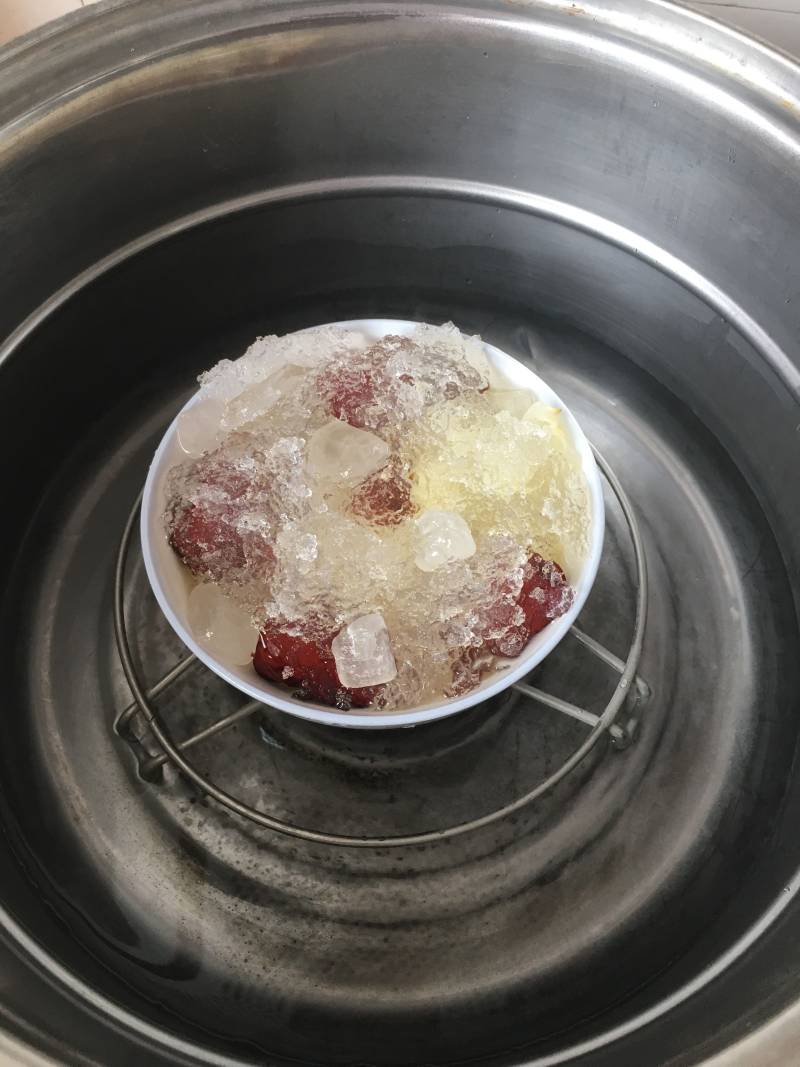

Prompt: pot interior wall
[0,195,797,1065]
[0,3,799,1065]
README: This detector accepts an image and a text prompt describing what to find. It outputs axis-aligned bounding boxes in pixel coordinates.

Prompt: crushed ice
[165,323,590,709]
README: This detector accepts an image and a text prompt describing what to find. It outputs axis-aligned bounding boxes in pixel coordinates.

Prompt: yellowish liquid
[409,393,588,577]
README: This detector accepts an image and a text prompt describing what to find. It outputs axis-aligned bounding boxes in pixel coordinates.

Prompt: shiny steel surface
[0,1,798,1065]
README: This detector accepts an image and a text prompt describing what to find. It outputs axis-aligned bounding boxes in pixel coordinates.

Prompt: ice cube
[306,420,390,485]
[221,381,275,431]
[187,582,258,666]
[176,396,226,457]
[461,331,494,380]
[486,388,537,419]
[219,364,305,431]
[413,509,476,572]
[332,613,398,688]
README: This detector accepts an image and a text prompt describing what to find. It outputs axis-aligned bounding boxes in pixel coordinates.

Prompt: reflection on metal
[113,448,649,847]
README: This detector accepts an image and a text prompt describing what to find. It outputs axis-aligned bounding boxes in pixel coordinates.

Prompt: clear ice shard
[306,420,390,485]
[187,582,258,666]
[413,509,476,572]
[332,613,398,688]
[219,364,307,433]
[176,396,227,457]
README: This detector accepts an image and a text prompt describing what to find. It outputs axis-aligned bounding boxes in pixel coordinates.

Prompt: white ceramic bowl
[141,320,605,729]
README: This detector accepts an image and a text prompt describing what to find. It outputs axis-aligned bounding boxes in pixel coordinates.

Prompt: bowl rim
[140,318,605,728]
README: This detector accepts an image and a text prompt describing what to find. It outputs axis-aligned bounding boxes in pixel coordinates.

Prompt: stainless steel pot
[0,1,799,1064]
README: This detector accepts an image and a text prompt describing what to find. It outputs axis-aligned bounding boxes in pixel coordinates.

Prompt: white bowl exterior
[141,320,605,729]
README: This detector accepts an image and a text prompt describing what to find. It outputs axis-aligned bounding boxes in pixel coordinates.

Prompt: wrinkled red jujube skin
[168,457,274,582]
[446,554,573,696]
[253,622,378,709]
[323,365,384,428]
[169,502,247,581]
[350,463,416,527]
[479,552,574,659]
